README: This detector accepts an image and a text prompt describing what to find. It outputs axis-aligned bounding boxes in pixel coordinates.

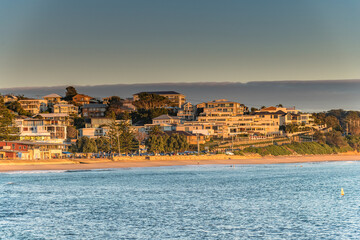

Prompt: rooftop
[43,93,62,98]
[153,114,181,120]
[134,91,181,95]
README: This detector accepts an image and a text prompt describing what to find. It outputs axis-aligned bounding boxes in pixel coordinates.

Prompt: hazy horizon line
[3,78,360,91]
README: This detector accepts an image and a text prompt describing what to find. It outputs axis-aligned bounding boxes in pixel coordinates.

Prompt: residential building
[3,95,18,104]
[152,114,182,125]
[177,102,196,120]
[16,115,68,142]
[43,93,62,107]
[280,113,314,126]
[133,91,186,108]
[72,94,94,105]
[18,99,47,115]
[81,104,107,118]
[53,104,78,115]
[0,141,68,159]
[196,99,248,117]
[257,106,300,114]
[79,127,108,138]
[0,141,30,159]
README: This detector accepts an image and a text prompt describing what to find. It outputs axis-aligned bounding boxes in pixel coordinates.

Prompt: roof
[252,110,286,116]
[54,104,77,107]
[43,93,62,98]
[82,104,107,108]
[261,106,277,111]
[39,113,69,117]
[134,91,181,95]
[0,141,70,146]
[73,94,93,98]
[153,114,181,120]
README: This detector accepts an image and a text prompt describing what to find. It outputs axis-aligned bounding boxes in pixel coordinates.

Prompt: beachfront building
[0,141,68,159]
[16,114,68,143]
[133,91,186,108]
[0,141,30,159]
[81,104,107,118]
[19,99,47,115]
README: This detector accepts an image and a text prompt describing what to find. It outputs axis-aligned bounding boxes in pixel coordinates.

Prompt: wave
[3,170,67,175]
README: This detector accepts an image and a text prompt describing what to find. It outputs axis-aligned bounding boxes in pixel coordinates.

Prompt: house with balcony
[72,94,95,106]
[81,104,107,118]
[196,99,249,118]
[19,99,47,115]
[53,104,78,115]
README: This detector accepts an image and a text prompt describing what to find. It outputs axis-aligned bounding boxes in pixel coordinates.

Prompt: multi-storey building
[53,104,78,115]
[18,99,47,115]
[255,106,313,126]
[16,114,69,142]
[43,93,62,108]
[177,102,196,120]
[72,94,94,106]
[81,104,107,118]
[152,114,182,125]
[196,99,248,117]
[133,91,186,108]
[0,141,68,159]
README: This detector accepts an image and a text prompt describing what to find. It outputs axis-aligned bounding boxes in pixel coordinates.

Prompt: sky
[1,0,360,88]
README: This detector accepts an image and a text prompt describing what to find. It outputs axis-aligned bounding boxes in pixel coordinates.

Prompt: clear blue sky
[1,0,360,88]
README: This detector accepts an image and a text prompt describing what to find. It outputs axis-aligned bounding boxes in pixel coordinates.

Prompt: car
[225,151,234,155]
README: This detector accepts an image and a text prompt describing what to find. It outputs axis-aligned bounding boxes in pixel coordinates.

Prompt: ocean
[1,162,360,239]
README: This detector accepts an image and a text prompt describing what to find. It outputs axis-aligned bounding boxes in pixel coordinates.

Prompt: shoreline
[1,153,360,172]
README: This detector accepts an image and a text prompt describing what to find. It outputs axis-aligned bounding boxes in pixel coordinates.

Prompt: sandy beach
[1,153,360,172]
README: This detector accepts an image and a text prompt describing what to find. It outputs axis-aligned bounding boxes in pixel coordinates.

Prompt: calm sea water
[1,162,360,239]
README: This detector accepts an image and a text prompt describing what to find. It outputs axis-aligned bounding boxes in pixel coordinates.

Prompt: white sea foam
[3,170,67,175]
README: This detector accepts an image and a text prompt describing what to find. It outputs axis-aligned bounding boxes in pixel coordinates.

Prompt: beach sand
[1,153,360,172]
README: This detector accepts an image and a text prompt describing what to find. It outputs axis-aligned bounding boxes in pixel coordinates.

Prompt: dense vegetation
[0,96,19,141]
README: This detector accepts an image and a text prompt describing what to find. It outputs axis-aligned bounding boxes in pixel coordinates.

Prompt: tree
[107,119,137,154]
[66,126,78,139]
[325,131,348,148]
[250,107,259,113]
[95,137,111,152]
[73,116,85,129]
[74,137,98,153]
[105,96,125,119]
[0,96,19,141]
[65,86,78,100]
[6,101,32,116]
[133,93,170,110]
[145,133,189,153]
[276,104,283,107]
[134,131,148,153]
[325,116,341,131]
[313,131,325,144]
[131,108,169,125]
